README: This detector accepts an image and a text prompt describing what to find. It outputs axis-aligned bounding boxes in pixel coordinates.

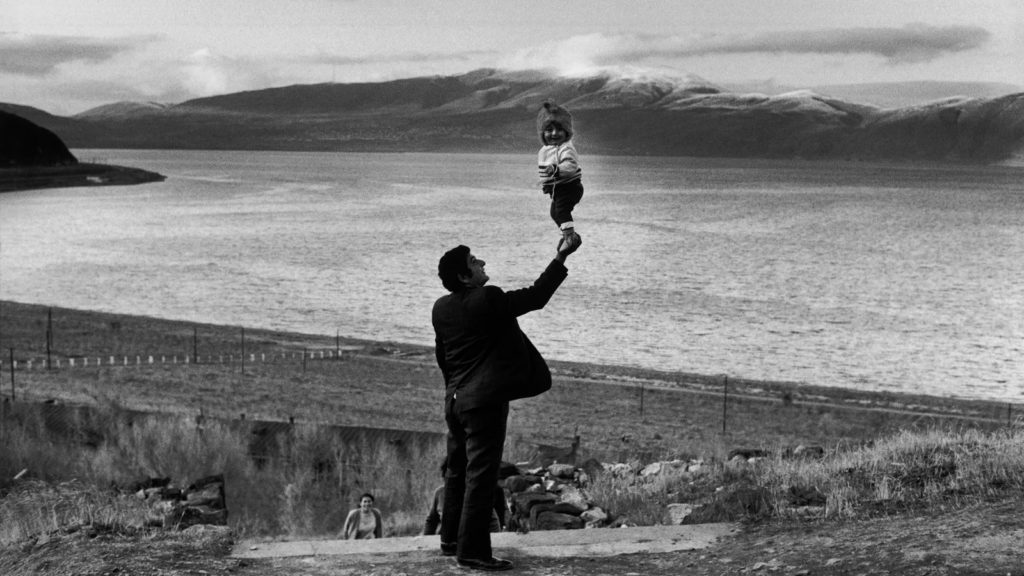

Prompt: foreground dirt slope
[3,499,1020,576]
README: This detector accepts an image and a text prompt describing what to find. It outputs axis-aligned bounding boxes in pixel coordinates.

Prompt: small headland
[0,162,166,193]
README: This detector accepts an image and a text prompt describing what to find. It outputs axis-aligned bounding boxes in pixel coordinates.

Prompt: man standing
[432,236,581,571]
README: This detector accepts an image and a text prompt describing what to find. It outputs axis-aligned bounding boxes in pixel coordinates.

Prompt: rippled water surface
[2,150,1022,400]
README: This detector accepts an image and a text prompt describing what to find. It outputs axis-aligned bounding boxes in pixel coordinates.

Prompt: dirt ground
[3,499,1021,576]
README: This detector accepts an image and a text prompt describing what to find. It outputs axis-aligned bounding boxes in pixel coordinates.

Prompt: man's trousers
[440,396,509,561]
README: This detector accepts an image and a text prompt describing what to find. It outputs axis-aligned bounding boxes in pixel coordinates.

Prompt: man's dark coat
[432,260,568,408]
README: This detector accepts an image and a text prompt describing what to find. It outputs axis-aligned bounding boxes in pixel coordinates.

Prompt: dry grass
[582,425,1024,527]
[2,300,1021,545]
[0,401,445,543]
[0,480,153,544]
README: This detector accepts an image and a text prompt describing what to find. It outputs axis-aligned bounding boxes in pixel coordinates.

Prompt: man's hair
[438,245,471,292]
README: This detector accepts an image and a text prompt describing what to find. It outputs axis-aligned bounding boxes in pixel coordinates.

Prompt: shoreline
[0,162,166,193]
[1,299,1013,424]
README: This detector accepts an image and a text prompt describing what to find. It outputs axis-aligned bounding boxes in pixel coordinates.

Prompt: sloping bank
[0,162,166,193]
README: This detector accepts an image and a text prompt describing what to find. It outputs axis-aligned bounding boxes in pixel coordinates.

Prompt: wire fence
[1,347,359,370]
[1,305,1019,452]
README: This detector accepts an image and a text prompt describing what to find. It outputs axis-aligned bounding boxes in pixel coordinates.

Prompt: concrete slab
[233,523,736,560]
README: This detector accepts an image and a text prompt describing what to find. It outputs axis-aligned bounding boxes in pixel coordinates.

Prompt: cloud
[0,34,150,76]
[505,24,992,72]
[305,48,498,67]
[684,24,992,63]
[174,49,281,98]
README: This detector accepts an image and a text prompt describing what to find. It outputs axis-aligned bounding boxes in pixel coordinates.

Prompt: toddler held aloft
[537,101,583,246]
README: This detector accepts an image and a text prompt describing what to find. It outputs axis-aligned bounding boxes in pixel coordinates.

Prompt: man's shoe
[456,556,514,571]
[440,542,457,556]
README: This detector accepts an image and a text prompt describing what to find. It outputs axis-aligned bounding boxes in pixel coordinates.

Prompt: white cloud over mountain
[503,24,992,74]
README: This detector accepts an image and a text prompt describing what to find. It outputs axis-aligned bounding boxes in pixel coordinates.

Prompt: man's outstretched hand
[556,232,582,262]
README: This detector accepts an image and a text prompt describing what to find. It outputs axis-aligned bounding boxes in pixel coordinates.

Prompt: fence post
[639,381,645,416]
[193,327,198,364]
[8,349,14,401]
[303,349,307,372]
[722,375,729,434]
[241,327,245,375]
[46,308,53,370]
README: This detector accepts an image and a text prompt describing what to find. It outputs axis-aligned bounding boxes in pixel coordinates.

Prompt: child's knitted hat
[537,101,574,144]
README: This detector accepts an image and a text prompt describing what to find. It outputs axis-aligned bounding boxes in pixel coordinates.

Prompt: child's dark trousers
[544,180,584,229]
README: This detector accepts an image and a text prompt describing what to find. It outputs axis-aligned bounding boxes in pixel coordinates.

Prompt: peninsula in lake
[0,110,165,193]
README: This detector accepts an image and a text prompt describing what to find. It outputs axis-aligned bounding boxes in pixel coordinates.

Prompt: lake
[1,150,1021,401]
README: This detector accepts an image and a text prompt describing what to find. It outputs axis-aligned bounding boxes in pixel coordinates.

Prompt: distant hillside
[4,69,1023,163]
[73,101,170,119]
[0,110,77,166]
[722,80,1024,109]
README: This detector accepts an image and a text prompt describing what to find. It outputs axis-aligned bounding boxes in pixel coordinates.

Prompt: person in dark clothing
[422,457,509,536]
[432,235,581,571]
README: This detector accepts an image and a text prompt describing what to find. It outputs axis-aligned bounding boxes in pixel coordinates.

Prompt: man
[432,235,581,571]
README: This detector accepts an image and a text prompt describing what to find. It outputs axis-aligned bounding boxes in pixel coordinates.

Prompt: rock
[512,492,557,516]
[535,511,584,530]
[793,445,825,458]
[556,485,589,511]
[640,462,663,477]
[667,503,695,524]
[503,475,535,493]
[530,502,586,524]
[165,503,228,529]
[498,461,521,479]
[186,484,223,506]
[547,463,576,479]
[606,463,634,477]
[580,506,608,527]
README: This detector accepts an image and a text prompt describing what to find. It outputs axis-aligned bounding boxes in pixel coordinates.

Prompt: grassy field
[0,300,1013,458]
[2,300,1023,575]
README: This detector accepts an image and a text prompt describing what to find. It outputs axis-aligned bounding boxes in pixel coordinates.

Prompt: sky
[2,0,1023,115]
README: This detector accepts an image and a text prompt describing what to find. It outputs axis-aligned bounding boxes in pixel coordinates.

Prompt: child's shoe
[559,228,580,250]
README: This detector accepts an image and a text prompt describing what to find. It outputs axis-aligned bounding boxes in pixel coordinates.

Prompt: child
[537,101,583,245]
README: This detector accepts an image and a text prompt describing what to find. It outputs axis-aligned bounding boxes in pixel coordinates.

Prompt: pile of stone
[133,474,228,529]
[503,445,828,531]
[502,460,610,531]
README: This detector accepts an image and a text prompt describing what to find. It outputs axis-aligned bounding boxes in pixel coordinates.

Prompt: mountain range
[3,69,1023,163]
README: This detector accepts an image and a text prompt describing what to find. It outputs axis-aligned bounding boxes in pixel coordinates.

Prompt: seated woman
[342,492,383,539]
